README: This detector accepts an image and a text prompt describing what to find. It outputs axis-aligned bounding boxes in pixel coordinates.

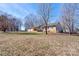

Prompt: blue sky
[0,3,62,30]
[0,3,62,22]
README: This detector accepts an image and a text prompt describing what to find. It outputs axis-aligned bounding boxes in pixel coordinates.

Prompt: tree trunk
[72,22,74,34]
[3,28,7,32]
[45,24,48,35]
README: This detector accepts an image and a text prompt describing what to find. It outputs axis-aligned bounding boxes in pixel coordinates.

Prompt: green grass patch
[6,31,43,35]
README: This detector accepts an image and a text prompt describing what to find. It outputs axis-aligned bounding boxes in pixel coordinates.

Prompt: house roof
[27,23,57,29]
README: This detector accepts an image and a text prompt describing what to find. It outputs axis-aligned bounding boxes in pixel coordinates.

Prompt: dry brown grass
[0,32,79,56]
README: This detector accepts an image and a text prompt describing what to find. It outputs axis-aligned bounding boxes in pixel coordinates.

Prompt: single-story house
[27,28,37,32]
[27,23,63,33]
[42,25,57,33]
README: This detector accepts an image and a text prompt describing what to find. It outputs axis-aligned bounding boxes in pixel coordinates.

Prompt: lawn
[6,31,43,35]
[0,32,79,56]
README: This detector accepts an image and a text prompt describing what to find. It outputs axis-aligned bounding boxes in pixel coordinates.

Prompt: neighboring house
[27,28,37,32]
[26,23,63,33]
[42,25,57,33]
[42,22,63,33]
[27,25,44,32]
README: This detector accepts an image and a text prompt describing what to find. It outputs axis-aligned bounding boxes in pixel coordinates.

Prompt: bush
[59,30,63,33]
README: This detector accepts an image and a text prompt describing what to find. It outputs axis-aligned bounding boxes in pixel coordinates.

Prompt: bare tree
[61,3,78,34]
[15,19,22,31]
[9,17,22,31]
[24,14,35,30]
[24,13,44,31]
[0,15,10,32]
[0,14,22,32]
[38,3,52,34]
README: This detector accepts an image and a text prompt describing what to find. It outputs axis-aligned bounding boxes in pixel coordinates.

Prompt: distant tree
[10,17,22,31]
[38,3,52,34]
[15,19,22,31]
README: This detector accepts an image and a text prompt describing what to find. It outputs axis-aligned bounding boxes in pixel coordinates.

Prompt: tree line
[0,12,22,32]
